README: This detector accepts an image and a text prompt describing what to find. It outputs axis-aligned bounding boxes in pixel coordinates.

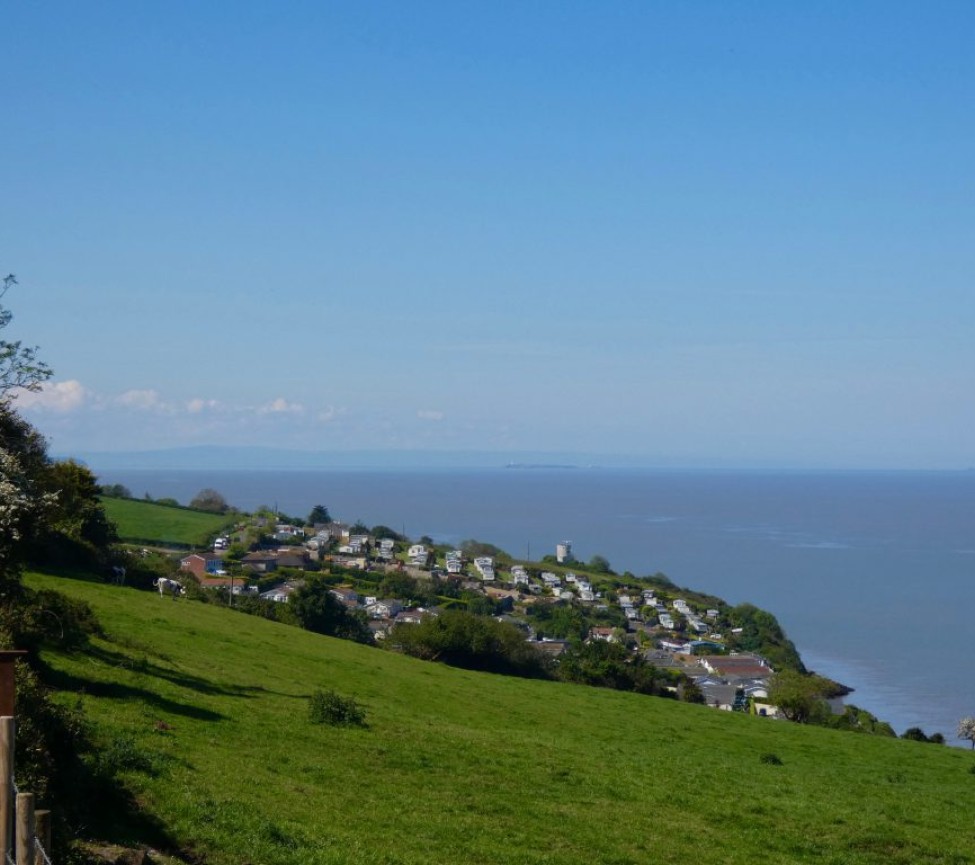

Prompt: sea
[93,465,975,744]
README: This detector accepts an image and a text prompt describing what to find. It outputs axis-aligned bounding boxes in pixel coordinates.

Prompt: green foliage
[100,483,131,499]
[308,689,366,727]
[559,640,684,698]
[824,705,896,737]
[285,577,372,643]
[389,609,550,679]
[0,587,101,652]
[307,504,332,524]
[586,554,613,574]
[371,524,404,541]
[901,727,945,745]
[527,602,589,640]
[460,538,510,561]
[727,602,806,673]
[189,488,230,514]
[901,727,931,743]
[32,459,119,566]
[768,670,837,724]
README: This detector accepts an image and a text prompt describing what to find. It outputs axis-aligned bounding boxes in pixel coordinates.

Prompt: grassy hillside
[27,570,975,865]
[100,498,234,548]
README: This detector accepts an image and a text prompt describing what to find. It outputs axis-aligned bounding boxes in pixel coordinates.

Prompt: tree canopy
[0,274,51,403]
[190,488,230,513]
[285,578,371,643]
[308,504,332,524]
[957,716,975,749]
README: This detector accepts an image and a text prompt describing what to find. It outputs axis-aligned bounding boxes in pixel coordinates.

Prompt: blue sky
[4,2,973,468]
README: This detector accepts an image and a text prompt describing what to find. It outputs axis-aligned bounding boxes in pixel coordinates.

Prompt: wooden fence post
[15,792,34,865]
[33,811,50,865]
[0,716,13,863]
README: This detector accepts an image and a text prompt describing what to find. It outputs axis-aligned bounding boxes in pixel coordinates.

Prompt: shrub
[308,689,366,727]
[760,752,783,765]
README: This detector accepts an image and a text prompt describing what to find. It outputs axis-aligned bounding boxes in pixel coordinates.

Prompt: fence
[2,714,54,865]
[0,651,55,865]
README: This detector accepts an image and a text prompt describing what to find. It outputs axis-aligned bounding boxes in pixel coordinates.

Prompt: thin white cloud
[116,389,166,411]
[13,379,87,413]
[417,409,445,421]
[317,405,346,423]
[258,397,305,415]
[186,397,221,414]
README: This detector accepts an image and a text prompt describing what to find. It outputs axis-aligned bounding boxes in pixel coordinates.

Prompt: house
[198,576,236,591]
[589,627,619,643]
[276,551,309,569]
[180,552,224,577]
[393,609,428,626]
[366,599,403,619]
[698,655,773,682]
[367,619,392,641]
[242,552,278,573]
[541,572,561,588]
[474,557,495,581]
[534,639,570,658]
[408,544,430,567]
[330,587,361,608]
[260,584,296,603]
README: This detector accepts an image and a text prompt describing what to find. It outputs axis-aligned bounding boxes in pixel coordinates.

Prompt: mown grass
[26,570,975,865]
[100,498,234,548]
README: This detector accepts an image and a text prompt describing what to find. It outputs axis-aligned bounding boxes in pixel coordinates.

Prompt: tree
[190,488,229,513]
[460,538,509,560]
[28,459,119,565]
[285,578,371,643]
[0,447,54,592]
[957,716,975,749]
[100,483,131,499]
[389,609,550,679]
[308,504,331,525]
[587,554,612,574]
[0,275,52,403]
[768,669,832,724]
[902,727,929,742]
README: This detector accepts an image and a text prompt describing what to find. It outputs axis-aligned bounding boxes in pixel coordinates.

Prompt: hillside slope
[100,498,233,547]
[27,571,975,865]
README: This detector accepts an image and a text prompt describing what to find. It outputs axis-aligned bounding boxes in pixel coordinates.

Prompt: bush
[308,689,366,727]
[760,752,783,765]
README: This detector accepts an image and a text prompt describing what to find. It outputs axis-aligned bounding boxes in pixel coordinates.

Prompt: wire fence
[33,837,52,865]
[5,773,54,865]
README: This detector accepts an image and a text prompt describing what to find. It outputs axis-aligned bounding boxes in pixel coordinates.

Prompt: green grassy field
[27,570,975,865]
[100,498,234,548]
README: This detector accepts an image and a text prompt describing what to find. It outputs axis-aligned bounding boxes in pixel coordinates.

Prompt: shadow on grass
[38,658,228,722]
[58,750,186,860]
[87,643,270,698]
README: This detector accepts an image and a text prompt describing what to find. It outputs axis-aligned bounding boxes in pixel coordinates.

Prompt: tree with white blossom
[958,717,975,749]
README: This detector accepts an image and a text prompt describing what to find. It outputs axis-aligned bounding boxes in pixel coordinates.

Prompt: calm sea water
[96,466,975,742]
